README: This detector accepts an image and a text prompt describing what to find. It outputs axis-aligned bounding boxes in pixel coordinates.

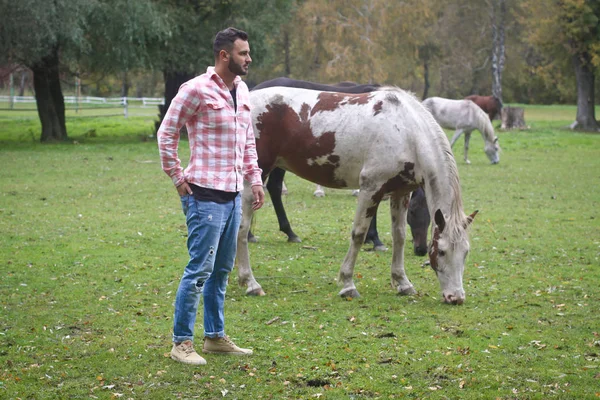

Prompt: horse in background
[237,86,478,304]
[252,77,380,93]
[407,187,430,256]
[422,97,500,165]
[249,78,389,251]
[465,95,502,121]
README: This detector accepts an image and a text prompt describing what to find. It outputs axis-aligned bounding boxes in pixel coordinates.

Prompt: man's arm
[157,82,200,189]
[242,115,264,210]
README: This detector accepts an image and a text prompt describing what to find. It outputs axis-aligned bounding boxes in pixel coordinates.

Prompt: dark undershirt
[189,88,239,203]
[230,87,237,111]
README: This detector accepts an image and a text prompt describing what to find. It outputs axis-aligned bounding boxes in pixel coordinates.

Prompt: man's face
[227,39,252,76]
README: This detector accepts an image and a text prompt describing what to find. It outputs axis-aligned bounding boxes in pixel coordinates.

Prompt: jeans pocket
[180,194,191,215]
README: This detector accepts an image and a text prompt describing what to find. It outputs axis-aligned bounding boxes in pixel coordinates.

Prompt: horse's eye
[438,250,446,257]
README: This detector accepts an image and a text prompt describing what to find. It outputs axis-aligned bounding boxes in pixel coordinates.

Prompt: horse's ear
[466,210,479,226]
[434,209,446,233]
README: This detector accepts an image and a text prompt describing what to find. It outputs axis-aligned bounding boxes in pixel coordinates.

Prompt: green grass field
[1,105,599,399]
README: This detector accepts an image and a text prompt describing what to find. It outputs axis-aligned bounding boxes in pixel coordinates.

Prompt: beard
[228,58,248,76]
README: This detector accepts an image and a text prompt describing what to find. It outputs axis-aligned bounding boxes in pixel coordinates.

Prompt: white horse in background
[422,97,500,164]
[312,184,358,197]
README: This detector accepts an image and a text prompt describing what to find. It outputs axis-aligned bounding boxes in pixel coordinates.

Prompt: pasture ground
[1,105,599,399]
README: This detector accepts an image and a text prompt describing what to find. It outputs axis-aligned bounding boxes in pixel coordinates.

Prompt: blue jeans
[173,194,241,343]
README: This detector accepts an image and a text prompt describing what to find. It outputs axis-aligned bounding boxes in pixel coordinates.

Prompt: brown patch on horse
[255,101,346,187]
[365,162,417,218]
[373,101,383,116]
[310,92,372,116]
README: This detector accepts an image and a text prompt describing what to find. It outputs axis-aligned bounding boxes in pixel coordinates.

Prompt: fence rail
[0,95,164,106]
[0,95,165,118]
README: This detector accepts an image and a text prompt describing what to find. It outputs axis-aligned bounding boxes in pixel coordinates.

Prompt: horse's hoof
[339,288,360,298]
[314,190,325,197]
[373,245,388,252]
[246,287,266,296]
[465,160,471,165]
[248,236,259,243]
[397,286,417,296]
[351,190,360,197]
[287,236,302,243]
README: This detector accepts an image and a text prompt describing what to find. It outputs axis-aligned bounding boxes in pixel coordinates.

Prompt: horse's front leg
[449,128,464,147]
[338,191,377,298]
[313,184,325,197]
[463,131,472,164]
[389,191,417,295]
[236,184,265,296]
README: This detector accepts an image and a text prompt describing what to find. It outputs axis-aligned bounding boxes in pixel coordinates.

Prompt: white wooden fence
[0,95,165,117]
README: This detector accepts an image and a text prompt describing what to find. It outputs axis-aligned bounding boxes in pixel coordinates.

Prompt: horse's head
[428,209,478,305]
[485,136,500,164]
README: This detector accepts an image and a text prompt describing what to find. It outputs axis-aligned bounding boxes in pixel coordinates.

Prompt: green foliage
[0,0,92,65]
[1,106,599,398]
[80,0,171,73]
[152,0,294,76]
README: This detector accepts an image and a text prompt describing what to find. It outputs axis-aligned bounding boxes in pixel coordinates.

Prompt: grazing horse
[236,86,478,304]
[465,95,503,121]
[249,78,388,251]
[422,97,500,165]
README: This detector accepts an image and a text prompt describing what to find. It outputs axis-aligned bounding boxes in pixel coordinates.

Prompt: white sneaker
[171,340,207,365]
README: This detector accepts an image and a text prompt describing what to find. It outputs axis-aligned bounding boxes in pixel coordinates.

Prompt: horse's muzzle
[443,291,465,305]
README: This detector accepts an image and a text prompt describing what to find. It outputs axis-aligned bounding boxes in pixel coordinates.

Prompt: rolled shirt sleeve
[157,83,201,187]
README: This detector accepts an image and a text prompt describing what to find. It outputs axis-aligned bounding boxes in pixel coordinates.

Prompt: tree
[521,0,600,131]
[490,0,506,104]
[0,0,168,142]
[152,0,294,134]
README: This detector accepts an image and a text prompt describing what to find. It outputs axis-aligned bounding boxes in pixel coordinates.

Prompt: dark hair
[213,27,249,58]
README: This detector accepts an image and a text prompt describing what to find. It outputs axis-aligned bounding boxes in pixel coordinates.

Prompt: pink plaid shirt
[157,67,263,192]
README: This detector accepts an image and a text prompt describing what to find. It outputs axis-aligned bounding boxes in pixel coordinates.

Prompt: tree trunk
[30,46,68,142]
[18,70,28,96]
[422,60,430,100]
[571,51,599,131]
[121,70,129,97]
[501,107,526,129]
[155,70,195,138]
[491,0,506,104]
[283,30,291,77]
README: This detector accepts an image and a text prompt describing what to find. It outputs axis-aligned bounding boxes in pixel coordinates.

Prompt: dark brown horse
[465,95,503,121]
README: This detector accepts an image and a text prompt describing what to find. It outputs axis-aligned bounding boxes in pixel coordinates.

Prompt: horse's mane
[470,102,497,144]
[379,88,469,244]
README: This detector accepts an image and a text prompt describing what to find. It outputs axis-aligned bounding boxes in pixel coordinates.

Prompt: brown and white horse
[236,86,477,304]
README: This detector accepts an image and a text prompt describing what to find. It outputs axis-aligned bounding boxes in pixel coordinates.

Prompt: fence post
[123,97,128,118]
[9,72,14,109]
[75,73,80,113]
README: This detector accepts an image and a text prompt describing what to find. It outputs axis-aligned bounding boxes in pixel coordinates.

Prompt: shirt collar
[206,66,241,90]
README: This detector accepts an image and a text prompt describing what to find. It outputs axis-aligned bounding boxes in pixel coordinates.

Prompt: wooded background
[1,0,599,140]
